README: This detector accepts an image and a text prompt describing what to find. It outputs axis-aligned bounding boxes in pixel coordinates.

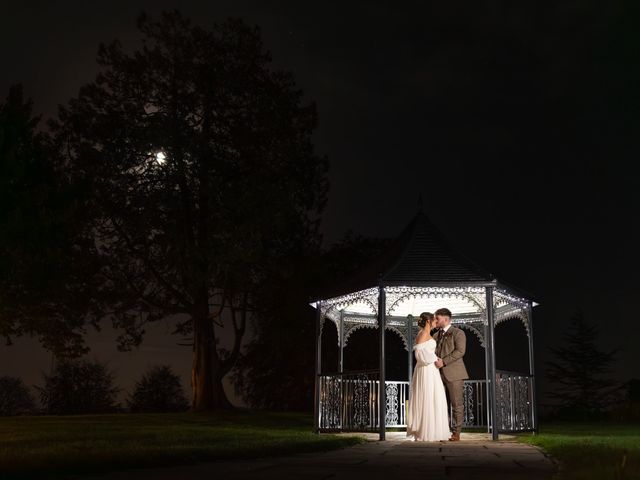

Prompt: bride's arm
[424,348,438,364]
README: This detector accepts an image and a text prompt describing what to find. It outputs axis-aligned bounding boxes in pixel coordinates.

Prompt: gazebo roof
[381,211,493,284]
[318,209,521,300]
[314,208,538,351]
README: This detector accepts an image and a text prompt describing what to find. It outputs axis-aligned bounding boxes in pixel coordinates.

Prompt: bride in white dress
[406,312,451,441]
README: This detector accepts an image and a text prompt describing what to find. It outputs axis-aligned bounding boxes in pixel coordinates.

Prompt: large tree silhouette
[546,310,619,417]
[52,11,328,410]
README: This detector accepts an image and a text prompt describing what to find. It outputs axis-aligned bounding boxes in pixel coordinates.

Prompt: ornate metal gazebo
[312,210,538,440]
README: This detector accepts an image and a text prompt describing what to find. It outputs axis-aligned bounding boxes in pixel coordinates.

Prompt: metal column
[313,301,322,433]
[527,301,538,433]
[484,316,491,434]
[485,286,498,441]
[407,315,413,386]
[378,286,387,441]
[339,311,344,374]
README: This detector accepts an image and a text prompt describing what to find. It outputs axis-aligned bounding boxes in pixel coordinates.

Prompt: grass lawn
[517,422,640,479]
[0,411,364,479]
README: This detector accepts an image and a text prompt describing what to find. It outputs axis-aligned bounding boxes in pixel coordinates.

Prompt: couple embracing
[406,308,468,442]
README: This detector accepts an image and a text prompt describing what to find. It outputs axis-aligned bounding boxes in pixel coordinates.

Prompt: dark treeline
[0,362,188,416]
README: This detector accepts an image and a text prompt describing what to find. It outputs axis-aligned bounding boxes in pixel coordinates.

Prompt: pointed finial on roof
[417,194,424,213]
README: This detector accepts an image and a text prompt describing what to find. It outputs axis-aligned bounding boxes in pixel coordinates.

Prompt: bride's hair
[417,312,434,329]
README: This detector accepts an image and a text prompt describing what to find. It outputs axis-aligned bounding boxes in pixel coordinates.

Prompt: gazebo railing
[318,371,534,433]
[456,379,487,429]
[319,371,380,431]
[319,371,483,432]
[494,370,534,432]
[319,371,409,431]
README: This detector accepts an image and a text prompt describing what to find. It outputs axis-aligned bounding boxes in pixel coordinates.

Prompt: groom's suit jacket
[435,326,469,382]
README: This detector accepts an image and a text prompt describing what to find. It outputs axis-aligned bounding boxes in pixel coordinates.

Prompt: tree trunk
[191,301,233,411]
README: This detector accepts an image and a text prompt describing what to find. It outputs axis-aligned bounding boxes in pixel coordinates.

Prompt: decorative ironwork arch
[457,323,486,347]
[385,286,486,317]
[343,323,377,347]
[495,311,530,337]
[343,323,410,350]
[466,293,487,313]
[386,325,409,351]
[386,291,483,317]
[323,287,379,313]
[319,316,339,346]
[318,302,330,338]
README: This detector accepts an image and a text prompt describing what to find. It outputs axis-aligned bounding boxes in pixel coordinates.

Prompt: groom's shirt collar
[442,324,452,333]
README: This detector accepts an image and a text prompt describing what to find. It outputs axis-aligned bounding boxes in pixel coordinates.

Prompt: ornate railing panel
[319,372,409,431]
[342,372,380,431]
[495,370,534,432]
[385,381,409,427]
[319,374,343,430]
[449,379,487,429]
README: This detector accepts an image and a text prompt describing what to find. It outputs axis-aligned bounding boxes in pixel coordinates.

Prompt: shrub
[127,365,189,413]
[0,376,36,416]
[37,359,119,414]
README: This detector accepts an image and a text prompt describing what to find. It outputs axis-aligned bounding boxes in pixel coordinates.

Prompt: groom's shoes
[449,433,461,442]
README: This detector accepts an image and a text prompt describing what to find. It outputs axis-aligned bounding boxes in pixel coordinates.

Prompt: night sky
[1,1,639,405]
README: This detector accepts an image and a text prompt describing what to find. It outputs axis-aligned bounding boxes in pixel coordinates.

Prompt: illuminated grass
[0,411,364,479]
[517,422,640,479]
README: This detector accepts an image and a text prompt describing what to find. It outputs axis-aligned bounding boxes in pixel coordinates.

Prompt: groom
[433,308,468,441]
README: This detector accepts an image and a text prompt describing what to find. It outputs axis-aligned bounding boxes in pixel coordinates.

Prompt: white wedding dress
[406,338,451,441]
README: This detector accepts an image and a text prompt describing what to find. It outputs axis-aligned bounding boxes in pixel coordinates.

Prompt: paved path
[82,432,556,480]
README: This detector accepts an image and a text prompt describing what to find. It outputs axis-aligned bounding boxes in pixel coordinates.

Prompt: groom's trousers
[442,377,464,435]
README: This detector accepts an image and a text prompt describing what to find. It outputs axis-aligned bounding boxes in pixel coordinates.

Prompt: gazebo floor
[334,431,519,442]
[87,431,553,479]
